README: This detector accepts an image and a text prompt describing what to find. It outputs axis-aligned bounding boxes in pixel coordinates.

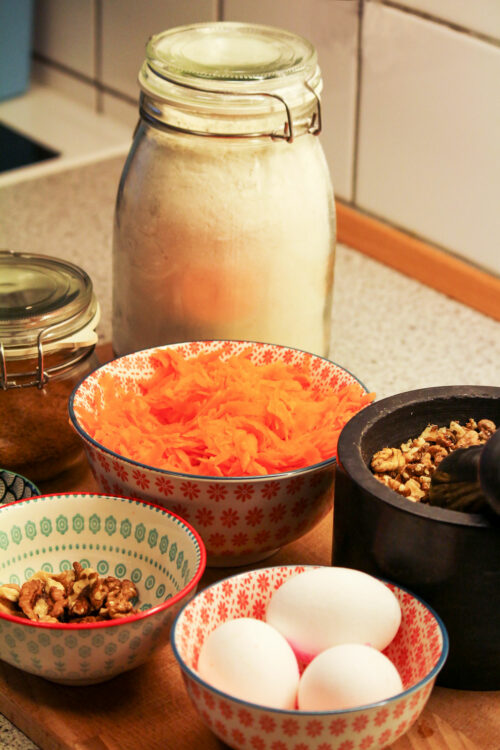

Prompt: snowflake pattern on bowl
[70,341,369,566]
[171,565,448,750]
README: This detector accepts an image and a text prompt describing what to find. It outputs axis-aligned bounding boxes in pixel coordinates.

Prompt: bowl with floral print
[171,565,448,750]
[69,341,371,567]
[0,493,206,685]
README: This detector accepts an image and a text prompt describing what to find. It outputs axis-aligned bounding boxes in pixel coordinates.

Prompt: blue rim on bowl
[170,565,449,716]
[68,340,371,482]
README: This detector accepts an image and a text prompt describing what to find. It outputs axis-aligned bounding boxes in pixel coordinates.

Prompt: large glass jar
[0,251,100,483]
[113,22,335,358]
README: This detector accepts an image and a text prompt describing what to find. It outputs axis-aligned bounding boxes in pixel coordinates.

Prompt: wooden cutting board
[1,504,497,750]
[0,644,494,750]
[0,437,498,750]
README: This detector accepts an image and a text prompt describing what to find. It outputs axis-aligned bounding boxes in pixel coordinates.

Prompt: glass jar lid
[0,250,99,356]
[139,22,322,140]
[147,22,316,83]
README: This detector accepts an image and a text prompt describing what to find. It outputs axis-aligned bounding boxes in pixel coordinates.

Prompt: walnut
[99,577,138,619]
[419,476,432,492]
[49,588,67,620]
[400,436,426,455]
[32,570,66,594]
[427,445,448,465]
[406,445,427,463]
[0,584,22,617]
[17,576,68,622]
[68,592,92,618]
[18,579,44,620]
[449,421,466,438]
[371,448,406,473]
[52,569,76,595]
[370,416,496,506]
[455,430,481,449]
[2,563,140,623]
[67,573,109,615]
[419,424,441,443]
[17,579,58,622]
[66,563,101,617]
[33,598,58,623]
[477,419,496,440]
[403,478,426,502]
[435,432,456,450]
[402,461,432,480]
[89,578,108,610]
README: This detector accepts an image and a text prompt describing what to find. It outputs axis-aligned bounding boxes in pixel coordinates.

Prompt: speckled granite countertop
[0,156,499,749]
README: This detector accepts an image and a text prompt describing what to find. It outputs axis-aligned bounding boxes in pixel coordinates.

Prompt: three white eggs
[196,567,403,711]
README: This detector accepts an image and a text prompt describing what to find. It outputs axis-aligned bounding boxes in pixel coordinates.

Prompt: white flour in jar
[113,125,335,357]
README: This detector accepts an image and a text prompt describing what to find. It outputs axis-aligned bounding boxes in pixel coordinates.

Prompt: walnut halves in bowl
[370,418,496,503]
[0,562,138,623]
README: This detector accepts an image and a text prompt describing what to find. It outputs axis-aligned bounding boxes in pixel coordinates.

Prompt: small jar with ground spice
[0,251,100,483]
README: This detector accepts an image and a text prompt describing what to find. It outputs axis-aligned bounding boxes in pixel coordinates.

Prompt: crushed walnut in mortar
[370,418,497,503]
[0,562,138,623]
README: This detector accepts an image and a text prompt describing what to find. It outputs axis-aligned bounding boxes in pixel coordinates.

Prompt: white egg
[266,567,401,663]
[298,643,404,711]
[197,617,300,709]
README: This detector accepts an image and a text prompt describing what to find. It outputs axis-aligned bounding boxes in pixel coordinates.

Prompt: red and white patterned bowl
[171,565,448,750]
[70,341,370,566]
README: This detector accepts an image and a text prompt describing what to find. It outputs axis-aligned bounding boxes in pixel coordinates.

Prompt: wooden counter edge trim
[336,202,500,322]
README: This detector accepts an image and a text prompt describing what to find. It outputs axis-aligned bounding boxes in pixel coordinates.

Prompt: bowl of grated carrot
[69,341,374,566]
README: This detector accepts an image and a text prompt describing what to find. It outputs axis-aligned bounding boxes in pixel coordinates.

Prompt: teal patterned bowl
[0,469,40,504]
[0,493,206,685]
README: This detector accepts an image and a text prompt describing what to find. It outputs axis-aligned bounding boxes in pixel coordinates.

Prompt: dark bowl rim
[337,385,500,528]
[0,492,207,630]
[68,340,371,482]
[170,564,449,716]
[0,468,41,498]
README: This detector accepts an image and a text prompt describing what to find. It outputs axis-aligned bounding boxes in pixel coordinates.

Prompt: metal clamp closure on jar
[0,310,99,390]
[138,22,323,143]
[140,68,322,143]
[0,250,100,390]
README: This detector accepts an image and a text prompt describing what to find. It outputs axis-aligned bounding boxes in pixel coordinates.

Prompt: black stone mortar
[333,385,500,690]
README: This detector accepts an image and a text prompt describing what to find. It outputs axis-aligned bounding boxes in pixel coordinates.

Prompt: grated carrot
[79,349,374,477]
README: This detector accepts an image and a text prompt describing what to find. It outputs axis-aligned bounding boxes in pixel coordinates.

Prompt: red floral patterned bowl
[171,565,448,750]
[69,341,370,566]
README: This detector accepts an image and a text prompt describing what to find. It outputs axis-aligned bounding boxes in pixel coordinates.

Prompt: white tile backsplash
[21,0,500,279]
[100,0,216,100]
[223,0,359,202]
[32,59,96,109]
[100,93,138,133]
[356,3,500,274]
[33,0,94,77]
[389,0,500,41]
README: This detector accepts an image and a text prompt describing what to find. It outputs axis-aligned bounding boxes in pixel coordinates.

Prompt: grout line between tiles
[92,0,103,113]
[351,0,364,204]
[32,53,138,107]
[380,0,500,48]
[217,0,225,22]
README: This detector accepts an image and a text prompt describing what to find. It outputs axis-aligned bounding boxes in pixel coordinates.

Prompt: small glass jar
[0,251,100,483]
[112,22,335,358]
